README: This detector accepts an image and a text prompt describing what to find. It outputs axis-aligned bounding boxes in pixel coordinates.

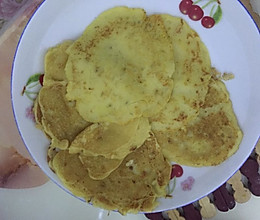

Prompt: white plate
[11,0,260,213]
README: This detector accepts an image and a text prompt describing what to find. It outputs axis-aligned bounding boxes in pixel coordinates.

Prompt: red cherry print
[39,74,44,86]
[171,164,183,179]
[188,5,204,21]
[179,0,193,15]
[201,16,215,28]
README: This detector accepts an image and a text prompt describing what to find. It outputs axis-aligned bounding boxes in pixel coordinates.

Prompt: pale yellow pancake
[154,77,243,166]
[38,83,90,149]
[43,40,73,85]
[65,7,175,124]
[33,97,43,130]
[69,117,150,159]
[79,155,122,180]
[52,133,171,214]
[150,15,212,131]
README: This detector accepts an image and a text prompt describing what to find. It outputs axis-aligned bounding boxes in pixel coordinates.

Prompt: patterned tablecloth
[0,1,259,220]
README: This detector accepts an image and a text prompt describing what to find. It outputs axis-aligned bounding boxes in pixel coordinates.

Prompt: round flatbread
[38,83,90,149]
[69,117,151,159]
[52,132,171,214]
[43,40,73,85]
[154,77,243,166]
[150,15,212,131]
[65,7,175,124]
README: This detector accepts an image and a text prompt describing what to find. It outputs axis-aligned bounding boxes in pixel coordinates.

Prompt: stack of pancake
[33,7,242,214]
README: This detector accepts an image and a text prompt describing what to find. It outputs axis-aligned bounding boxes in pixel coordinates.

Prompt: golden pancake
[150,15,211,131]
[33,97,43,130]
[79,155,122,180]
[65,7,175,124]
[43,40,73,85]
[47,145,58,170]
[154,77,243,166]
[52,132,171,214]
[202,74,229,108]
[69,117,150,159]
[38,83,90,149]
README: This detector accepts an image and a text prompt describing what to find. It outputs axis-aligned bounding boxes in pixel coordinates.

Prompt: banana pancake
[202,73,229,108]
[33,97,43,130]
[43,40,73,85]
[150,15,211,131]
[47,146,58,170]
[154,77,243,166]
[78,155,122,180]
[52,132,171,214]
[65,7,175,124]
[38,82,90,149]
[69,117,150,159]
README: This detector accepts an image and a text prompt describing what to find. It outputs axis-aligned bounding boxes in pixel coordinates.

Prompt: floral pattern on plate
[179,0,222,28]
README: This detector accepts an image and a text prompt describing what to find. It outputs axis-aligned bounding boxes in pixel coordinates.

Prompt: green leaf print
[213,5,222,24]
[26,73,41,86]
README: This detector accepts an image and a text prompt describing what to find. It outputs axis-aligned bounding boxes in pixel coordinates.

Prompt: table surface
[0,1,259,220]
